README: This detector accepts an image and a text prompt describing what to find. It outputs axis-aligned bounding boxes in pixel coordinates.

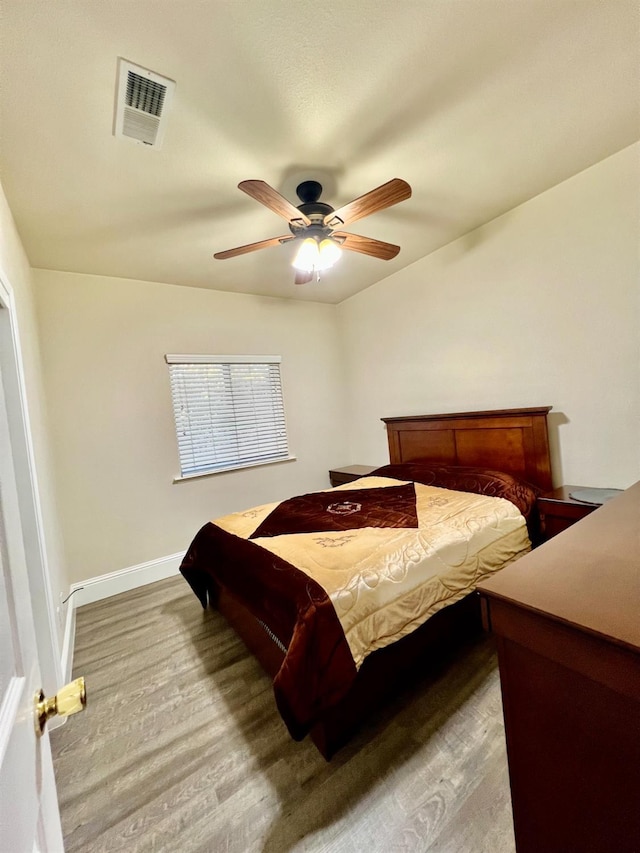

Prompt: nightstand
[537,486,600,540]
[329,465,377,487]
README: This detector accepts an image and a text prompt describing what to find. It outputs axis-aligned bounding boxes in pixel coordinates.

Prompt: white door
[0,363,65,852]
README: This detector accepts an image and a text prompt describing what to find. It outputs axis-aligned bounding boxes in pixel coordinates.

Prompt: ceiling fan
[214,178,412,284]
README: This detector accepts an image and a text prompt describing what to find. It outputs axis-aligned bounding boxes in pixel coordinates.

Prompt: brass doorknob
[35,676,87,735]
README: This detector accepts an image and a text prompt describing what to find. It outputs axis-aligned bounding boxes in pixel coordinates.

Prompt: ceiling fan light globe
[318,238,342,270]
[292,237,320,272]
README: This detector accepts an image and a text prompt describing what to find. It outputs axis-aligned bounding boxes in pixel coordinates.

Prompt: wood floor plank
[51,575,515,852]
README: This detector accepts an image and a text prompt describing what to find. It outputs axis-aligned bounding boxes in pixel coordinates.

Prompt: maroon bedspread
[250,481,418,538]
[180,521,357,739]
[179,466,540,740]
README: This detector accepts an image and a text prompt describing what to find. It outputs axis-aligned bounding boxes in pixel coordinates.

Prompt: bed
[180,406,552,758]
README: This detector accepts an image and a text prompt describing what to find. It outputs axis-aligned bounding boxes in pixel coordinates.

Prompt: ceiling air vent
[114,59,175,149]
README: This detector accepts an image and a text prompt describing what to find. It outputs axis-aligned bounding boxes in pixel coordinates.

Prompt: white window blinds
[166,354,291,477]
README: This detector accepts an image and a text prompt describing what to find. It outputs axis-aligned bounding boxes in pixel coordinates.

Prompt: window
[166,354,292,478]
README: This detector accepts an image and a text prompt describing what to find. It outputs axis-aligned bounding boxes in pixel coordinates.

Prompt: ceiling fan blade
[294,270,314,285]
[239,180,311,226]
[214,235,293,259]
[325,178,411,228]
[333,232,400,260]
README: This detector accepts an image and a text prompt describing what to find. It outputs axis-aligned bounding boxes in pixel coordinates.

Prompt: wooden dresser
[478,482,640,853]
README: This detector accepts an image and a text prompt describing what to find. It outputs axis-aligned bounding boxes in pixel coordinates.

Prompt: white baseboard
[68,552,184,608]
[59,552,184,678]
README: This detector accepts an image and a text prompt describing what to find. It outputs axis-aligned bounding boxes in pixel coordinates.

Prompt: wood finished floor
[51,575,516,853]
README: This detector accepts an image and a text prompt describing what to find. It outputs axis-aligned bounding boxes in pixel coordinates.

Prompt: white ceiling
[1,1,638,304]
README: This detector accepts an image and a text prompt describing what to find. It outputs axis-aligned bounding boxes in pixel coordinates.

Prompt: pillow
[371,463,541,544]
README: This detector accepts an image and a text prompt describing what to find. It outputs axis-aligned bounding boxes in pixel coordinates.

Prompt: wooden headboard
[382,407,553,491]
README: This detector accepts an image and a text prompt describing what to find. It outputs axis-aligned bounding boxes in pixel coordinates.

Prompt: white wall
[0,179,67,690]
[337,144,640,489]
[33,270,348,584]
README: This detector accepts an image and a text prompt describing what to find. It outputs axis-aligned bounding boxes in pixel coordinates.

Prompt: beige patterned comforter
[212,476,530,668]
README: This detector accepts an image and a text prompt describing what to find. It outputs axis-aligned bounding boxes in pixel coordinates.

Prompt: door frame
[0,268,62,699]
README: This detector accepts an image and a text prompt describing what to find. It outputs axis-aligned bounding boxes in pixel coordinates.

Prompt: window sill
[173,455,297,483]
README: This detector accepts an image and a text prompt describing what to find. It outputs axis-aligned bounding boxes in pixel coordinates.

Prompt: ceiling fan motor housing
[295,180,324,205]
[289,181,335,237]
